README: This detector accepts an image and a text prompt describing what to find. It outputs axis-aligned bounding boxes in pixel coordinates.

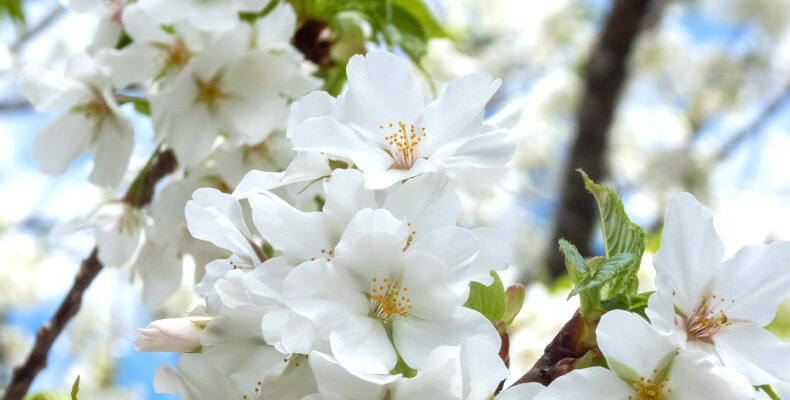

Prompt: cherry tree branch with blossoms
[5,0,790,399]
[2,148,177,400]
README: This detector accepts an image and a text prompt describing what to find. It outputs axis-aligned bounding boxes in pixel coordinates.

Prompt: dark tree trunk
[546,0,659,278]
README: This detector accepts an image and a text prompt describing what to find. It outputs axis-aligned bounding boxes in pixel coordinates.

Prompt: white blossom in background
[646,192,790,386]
[137,0,267,32]
[149,7,320,168]
[17,53,134,187]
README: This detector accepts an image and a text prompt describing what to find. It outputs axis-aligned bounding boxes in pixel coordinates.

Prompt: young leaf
[578,169,646,297]
[558,238,588,285]
[569,253,633,297]
[463,270,505,323]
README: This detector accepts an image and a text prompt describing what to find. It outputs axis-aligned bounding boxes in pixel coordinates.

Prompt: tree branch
[715,82,790,161]
[545,0,660,278]
[1,149,177,400]
[10,6,66,54]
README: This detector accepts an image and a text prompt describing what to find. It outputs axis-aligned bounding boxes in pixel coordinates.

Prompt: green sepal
[70,376,80,400]
[758,385,781,400]
[463,270,505,324]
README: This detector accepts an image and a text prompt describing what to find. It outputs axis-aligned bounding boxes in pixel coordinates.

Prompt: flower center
[166,38,190,68]
[685,295,734,342]
[629,374,671,400]
[369,277,411,323]
[73,96,110,120]
[197,77,226,110]
[379,122,426,169]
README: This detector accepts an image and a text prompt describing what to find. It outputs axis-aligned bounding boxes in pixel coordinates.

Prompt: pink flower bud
[134,316,210,353]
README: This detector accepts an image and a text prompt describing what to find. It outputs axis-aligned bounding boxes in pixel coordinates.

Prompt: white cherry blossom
[18,53,134,187]
[646,193,790,386]
[539,310,755,400]
[289,50,516,189]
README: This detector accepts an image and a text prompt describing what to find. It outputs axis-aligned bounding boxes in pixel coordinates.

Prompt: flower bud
[134,316,210,353]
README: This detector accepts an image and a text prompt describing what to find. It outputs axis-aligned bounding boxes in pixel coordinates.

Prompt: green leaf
[463,270,505,323]
[502,284,525,326]
[70,376,80,400]
[558,238,588,285]
[0,0,25,26]
[579,169,646,297]
[389,0,446,39]
[600,291,653,316]
[569,253,633,297]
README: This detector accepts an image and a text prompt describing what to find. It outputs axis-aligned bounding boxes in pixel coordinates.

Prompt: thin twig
[10,6,66,54]
[1,149,177,400]
[716,82,790,161]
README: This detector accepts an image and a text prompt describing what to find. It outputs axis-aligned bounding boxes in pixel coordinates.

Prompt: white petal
[185,188,259,261]
[714,321,790,385]
[461,337,509,400]
[344,50,424,133]
[409,226,479,275]
[654,192,724,315]
[186,0,240,32]
[333,209,409,287]
[248,191,336,261]
[383,171,460,237]
[539,367,634,400]
[164,106,220,168]
[290,116,392,174]
[400,250,457,320]
[437,129,516,169]
[330,314,397,375]
[233,152,332,198]
[393,307,500,370]
[494,383,545,400]
[282,258,369,320]
[712,241,790,326]
[134,241,183,307]
[254,2,297,50]
[423,73,501,153]
[17,65,86,110]
[95,223,142,267]
[309,351,393,400]
[287,91,336,136]
[30,112,93,176]
[364,158,439,190]
[89,115,134,187]
[667,348,755,400]
[322,169,376,233]
[596,310,677,381]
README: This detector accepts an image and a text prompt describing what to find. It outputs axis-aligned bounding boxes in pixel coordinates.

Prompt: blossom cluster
[135,47,517,398]
[19,0,321,306]
[16,0,790,398]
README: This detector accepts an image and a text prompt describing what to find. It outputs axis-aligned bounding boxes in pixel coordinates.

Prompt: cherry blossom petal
[712,241,790,326]
[423,73,501,152]
[330,314,397,375]
[654,192,725,315]
[714,321,790,385]
[538,367,634,400]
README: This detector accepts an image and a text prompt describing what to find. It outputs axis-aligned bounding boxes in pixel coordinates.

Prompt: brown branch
[2,149,177,400]
[545,0,661,278]
[715,82,790,161]
[512,310,598,387]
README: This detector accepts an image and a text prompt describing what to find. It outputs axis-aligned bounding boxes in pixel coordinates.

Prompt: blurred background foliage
[2,0,790,398]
